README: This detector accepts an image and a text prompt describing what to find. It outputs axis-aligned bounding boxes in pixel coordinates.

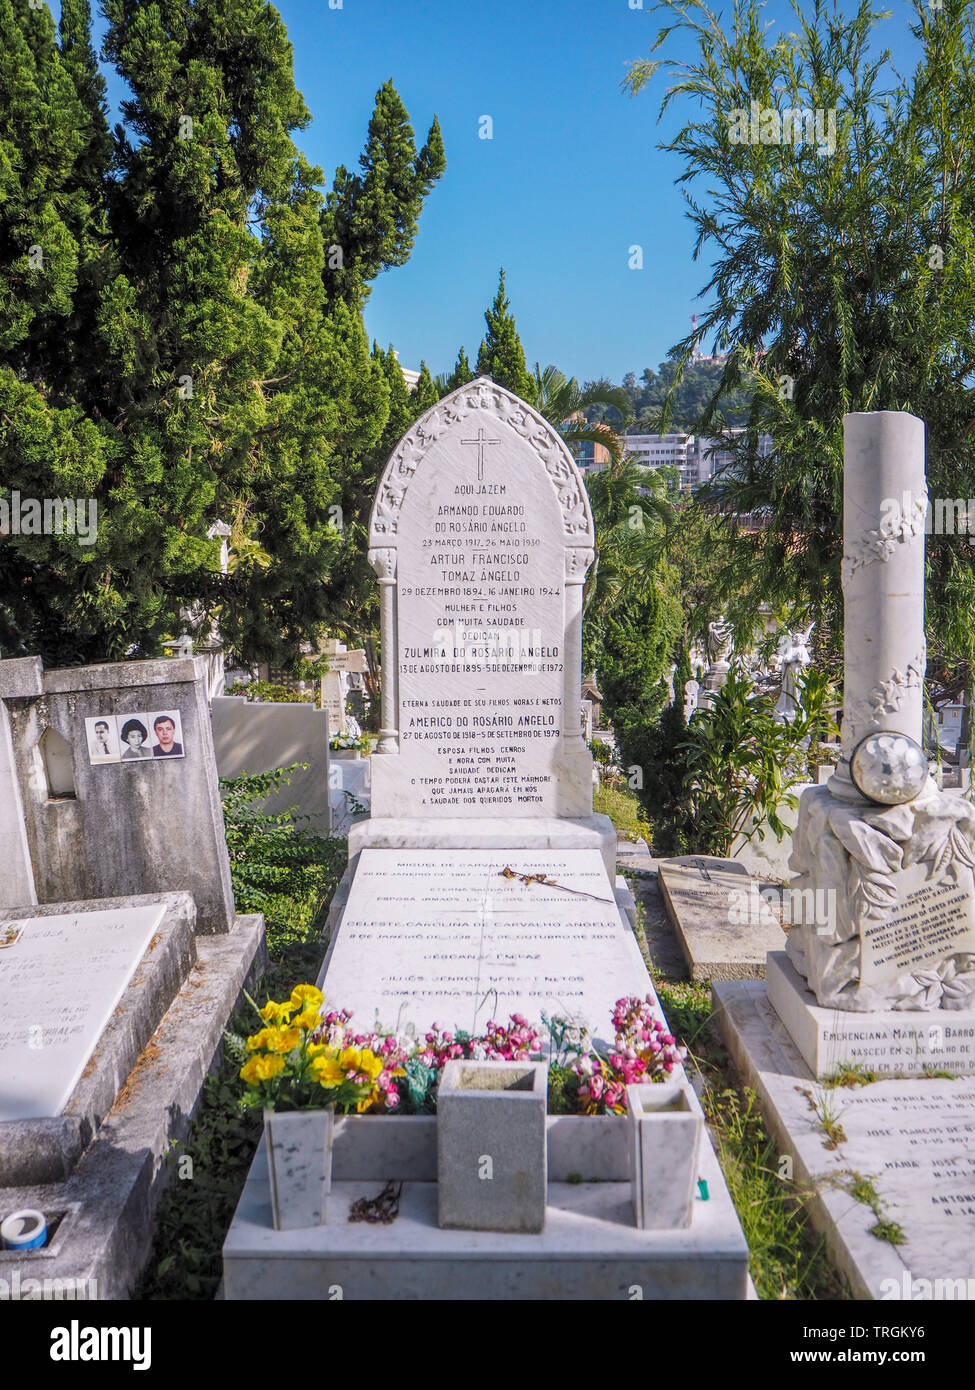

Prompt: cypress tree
[321,80,445,308]
[446,345,474,390]
[372,344,415,456]
[410,361,439,414]
[0,1,441,667]
[475,268,533,400]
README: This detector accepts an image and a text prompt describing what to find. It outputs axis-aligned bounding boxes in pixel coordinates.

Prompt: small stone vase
[264,1106,334,1230]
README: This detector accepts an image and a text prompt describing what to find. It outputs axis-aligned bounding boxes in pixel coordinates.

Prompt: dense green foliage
[582,458,685,838]
[220,766,346,939]
[616,358,751,432]
[679,668,839,856]
[625,0,975,694]
[0,2,443,667]
[136,768,344,1300]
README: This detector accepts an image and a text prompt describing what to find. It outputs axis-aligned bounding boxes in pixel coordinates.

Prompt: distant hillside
[585,358,752,433]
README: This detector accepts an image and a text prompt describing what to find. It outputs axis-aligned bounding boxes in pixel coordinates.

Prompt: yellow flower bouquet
[236,987,407,1115]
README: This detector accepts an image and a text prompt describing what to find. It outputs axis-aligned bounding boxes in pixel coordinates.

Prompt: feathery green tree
[475,267,534,400]
[0,4,443,667]
[321,80,444,309]
[625,0,975,705]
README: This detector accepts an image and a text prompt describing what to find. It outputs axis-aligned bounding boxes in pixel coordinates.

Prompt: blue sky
[60,0,925,385]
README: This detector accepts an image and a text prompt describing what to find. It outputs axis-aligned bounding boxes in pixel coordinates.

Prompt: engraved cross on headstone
[461,427,500,482]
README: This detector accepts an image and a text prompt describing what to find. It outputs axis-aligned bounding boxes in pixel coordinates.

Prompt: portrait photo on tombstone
[85,715,121,764]
[119,716,152,760]
[149,710,185,758]
[0,923,22,949]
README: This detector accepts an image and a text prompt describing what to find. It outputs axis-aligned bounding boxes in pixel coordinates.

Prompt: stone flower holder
[264,1106,334,1231]
[436,1060,547,1233]
[626,1081,701,1230]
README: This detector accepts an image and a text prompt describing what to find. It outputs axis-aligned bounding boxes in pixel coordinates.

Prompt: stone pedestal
[437,1061,547,1234]
[767,950,975,1077]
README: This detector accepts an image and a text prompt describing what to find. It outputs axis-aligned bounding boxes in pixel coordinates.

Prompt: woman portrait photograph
[119,717,152,760]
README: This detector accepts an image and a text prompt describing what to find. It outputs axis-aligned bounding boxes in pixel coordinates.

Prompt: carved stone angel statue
[774,622,814,722]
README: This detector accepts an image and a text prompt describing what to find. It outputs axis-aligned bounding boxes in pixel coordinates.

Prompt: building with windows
[622,428,774,490]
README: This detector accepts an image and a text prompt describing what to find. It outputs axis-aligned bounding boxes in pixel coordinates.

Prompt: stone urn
[436,1060,548,1233]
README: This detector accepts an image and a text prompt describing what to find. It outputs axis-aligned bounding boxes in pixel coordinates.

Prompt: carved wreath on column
[792,785,975,1010]
[842,491,928,581]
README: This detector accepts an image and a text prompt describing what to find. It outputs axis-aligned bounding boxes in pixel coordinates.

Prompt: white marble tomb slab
[318,848,651,1042]
[0,903,166,1121]
[715,976,975,1299]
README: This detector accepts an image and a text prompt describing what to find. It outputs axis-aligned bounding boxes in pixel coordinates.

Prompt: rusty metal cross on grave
[461,427,500,482]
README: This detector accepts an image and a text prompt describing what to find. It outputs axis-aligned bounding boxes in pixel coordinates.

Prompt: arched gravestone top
[367,378,596,820]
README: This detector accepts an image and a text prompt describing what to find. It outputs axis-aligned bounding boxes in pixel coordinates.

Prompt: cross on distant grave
[461,427,500,482]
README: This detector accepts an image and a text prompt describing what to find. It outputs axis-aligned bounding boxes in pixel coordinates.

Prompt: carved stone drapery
[787,783,975,1010]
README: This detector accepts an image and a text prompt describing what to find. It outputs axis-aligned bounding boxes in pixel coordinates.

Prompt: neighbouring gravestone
[0,694,36,910]
[320,639,368,737]
[0,901,166,1122]
[353,377,614,873]
[712,412,975,1302]
[0,655,234,932]
[716,979,975,1298]
[0,890,266,1296]
[211,694,331,833]
[657,856,784,981]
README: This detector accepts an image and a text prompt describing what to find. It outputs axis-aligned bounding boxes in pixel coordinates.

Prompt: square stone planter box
[627,1081,702,1230]
[436,1060,548,1233]
[265,1107,334,1230]
[330,748,362,760]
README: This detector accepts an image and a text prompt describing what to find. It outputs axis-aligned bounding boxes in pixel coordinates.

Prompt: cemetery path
[617,854,688,981]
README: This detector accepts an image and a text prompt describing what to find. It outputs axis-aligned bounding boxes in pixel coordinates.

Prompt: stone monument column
[829,412,927,798]
[562,548,593,751]
[785,411,975,1014]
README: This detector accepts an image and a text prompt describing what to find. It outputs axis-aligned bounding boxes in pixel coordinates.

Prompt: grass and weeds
[634,908,850,1300]
[821,1063,876,1089]
[136,768,346,1300]
[594,775,650,841]
[834,1173,907,1246]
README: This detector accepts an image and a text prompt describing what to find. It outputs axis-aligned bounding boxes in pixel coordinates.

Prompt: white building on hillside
[624,428,773,490]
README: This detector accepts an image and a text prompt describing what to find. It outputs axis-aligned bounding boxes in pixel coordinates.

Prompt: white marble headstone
[319,848,650,1043]
[367,379,595,820]
[0,903,166,1121]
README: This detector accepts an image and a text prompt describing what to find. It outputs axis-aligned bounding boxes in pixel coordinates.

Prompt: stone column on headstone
[562,548,593,755]
[369,548,398,754]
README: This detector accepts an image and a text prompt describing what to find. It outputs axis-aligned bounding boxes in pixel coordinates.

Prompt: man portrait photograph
[85,715,121,764]
[150,711,185,758]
